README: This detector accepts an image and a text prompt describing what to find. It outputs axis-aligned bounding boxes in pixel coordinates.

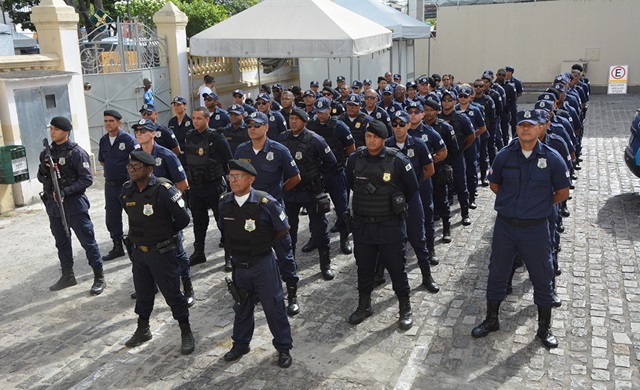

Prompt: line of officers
[37,64,590,366]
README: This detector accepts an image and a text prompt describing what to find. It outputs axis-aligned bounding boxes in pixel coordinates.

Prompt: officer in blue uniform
[139,104,181,156]
[184,107,233,270]
[234,111,302,315]
[38,117,106,295]
[99,110,139,261]
[505,66,524,137]
[495,70,516,143]
[337,94,373,148]
[472,79,497,186]
[346,120,421,330]
[280,108,337,283]
[203,92,230,129]
[351,80,364,99]
[218,159,293,368]
[167,96,194,166]
[481,71,505,151]
[362,88,392,136]
[231,89,256,115]
[221,104,250,154]
[255,93,287,140]
[379,85,403,118]
[121,150,194,355]
[471,110,570,349]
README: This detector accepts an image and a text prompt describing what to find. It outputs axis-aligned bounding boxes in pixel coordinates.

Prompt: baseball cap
[244,111,269,124]
[516,110,541,125]
[314,97,331,113]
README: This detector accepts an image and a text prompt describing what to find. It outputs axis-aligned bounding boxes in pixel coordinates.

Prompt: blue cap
[139,103,157,113]
[536,109,550,124]
[552,83,566,93]
[345,94,361,105]
[202,91,219,100]
[132,119,157,131]
[418,76,429,85]
[172,96,187,105]
[426,92,441,103]
[431,73,441,82]
[272,83,283,91]
[392,110,410,123]
[554,73,570,84]
[535,100,554,113]
[393,73,401,80]
[232,89,245,96]
[244,111,269,124]
[458,86,472,96]
[516,109,541,125]
[382,85,394,95]
[405,100,424,112]
[406,81,417,89]
[442,89,457,100]
[337,75,346,82]
[314,97,331,113]
[228,104,245,114]
[505,66,515,73]
[303,89,316,98]
[257,93,271,102]
[310,80,319,87]
[482,70,494,80]
[351,80,363,88]
[538,92,556,102]
[363,78,373,85]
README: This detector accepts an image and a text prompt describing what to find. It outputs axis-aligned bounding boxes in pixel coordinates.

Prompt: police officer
[121,150,195,355]
[362,88,391,136]
[495,69,516,144]
[505,66,524,136]
[38,117,106,295]
[139,104,181,156]
[471,110,570,349]
[203,92,230,129]
[280,108,337,281]
[346,120,420,330]
[234,111,302,315]
[168,96,194,166]
[302,89,318,116]
[221,104,250,154]
[255,93,287,140]
[231,89,256,115]
[379,85,403,117]
[218,159,293,368]
[472,79,497,186]
[99,109,139,261]
[280,90,295,128]
[184,107,233,269]
[337,94,373,149]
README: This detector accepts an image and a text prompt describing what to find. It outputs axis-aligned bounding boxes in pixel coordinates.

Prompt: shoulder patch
[405,163,412,172]
[163,183,172,189]
[262,197,269,204]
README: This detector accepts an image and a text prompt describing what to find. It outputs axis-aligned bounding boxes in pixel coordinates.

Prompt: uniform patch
[155,132,161,138]
[186,121,191,127]
[143,204,154,216]
[163,182,172,189]
[178,166,184,172]
[177,198,185,208]
[279,211,286,221]
[171,193,181,202]
[290,160,297,167]
[295,151,303,160]
[383,172,391,182]
[332,109,337,114]
[215,114,220,120]
[262,197,269,204]
[58,157,66,165]
[405,163,412,172]
[266,151,274,161]
[270,115,275,122]
[126,201,136,207]
[324,146,331,154]
[347,134,353,140]
[376,113,381,119]
[469,111,474,116]
[244,219,256,232]
[155,157,162,166]
[407,149,415,158]
[537,158,547,169]
[421,135,428,142]
[82,162,90,168]
[198,148,204,156]
[119,142,125,151]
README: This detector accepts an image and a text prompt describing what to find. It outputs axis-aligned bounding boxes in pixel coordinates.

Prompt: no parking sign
[608,65,628,94]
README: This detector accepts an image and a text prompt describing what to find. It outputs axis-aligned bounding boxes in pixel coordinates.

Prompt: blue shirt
[154,124,180,151]
[98,129,139,181]
[234,137,300,201]
[168,114,194,152]
[266,110,288,140]
[385,135,433,182]
[149,143,187,184]
[488,139,570,219]
[143,89,154,105]
[208,108,230,130]
[408,123,445,155]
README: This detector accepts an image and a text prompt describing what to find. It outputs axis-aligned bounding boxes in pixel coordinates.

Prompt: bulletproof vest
[221,191,273,258]
[279,130,320,188]
[222,125,250,154]
[439,111,467,153]
[123,178,175,245]
[307,117,346,164]
[338,112,367,148]
[351,147,398,218]
[184,129,225,187]
[431,118,460,156]
[44,142,79,194]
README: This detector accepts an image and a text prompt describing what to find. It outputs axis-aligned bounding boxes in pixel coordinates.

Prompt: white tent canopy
[189,0,392,58]
[334,0,431,40]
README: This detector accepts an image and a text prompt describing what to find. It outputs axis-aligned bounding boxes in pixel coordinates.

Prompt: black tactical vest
[279,130,320,189]
[222,125,250,154]
[44,142,79,194]
[184,129,225,187]
[439,111,467,153]
[351,147,399,219]
[431,118,460,156]
[123,178,176,245]
[338,112,368,148]
[307,117,346,164]
[221,191,273,259]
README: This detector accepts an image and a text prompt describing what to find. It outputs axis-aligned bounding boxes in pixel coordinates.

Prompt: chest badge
[58,157,66,165]
[270,115,275,122]
[295,151,303,160]
[422,135,428,142]
[119,142,125,151]
[215,114,220,120]
[376,113,381,119]
[155,132,161,138]
[143,204,154,216]
[198,148,204,156]
[266,151,274,161]
[186,121,191,127]
[355,122,361,129]
[383,172,391,182]
[407,149,415,158]
[155,157,162,166]
[537,158,547,169]
[244,219,256,232]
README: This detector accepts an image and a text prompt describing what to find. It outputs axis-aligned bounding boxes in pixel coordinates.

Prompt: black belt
[232,254,270,269]
[497,214,546,228]
[106,179,127,186]
[133,236,178,253]
[352,213,398,224]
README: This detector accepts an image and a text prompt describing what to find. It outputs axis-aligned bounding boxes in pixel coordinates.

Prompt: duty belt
[352,213,398,224]
[232,254,270,269]
[133,236,178,253]
[497,214,546,228]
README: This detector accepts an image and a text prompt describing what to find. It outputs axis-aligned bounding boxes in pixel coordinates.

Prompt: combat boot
[398,296,413,330]
[442,217,452,243]
[551,277,562,308]
[90,267,106,296]
[50,268,77,291]
[419,264,439,293]
[189,242,206,266]
[286,284,300,316]
[125,318,152,347]
[102,239,125,261]
[461,205,471,226]
[426,237,439,266]
[471,301,500,338]
[179,322,195,355]
[339,232,352,254]
[319,249,335,280]
[469,196,477,210]
[536,306,558,348]
[373,261,386,287]
[301,236,317,253]
[348,293,373,325]
[182,276,195,307]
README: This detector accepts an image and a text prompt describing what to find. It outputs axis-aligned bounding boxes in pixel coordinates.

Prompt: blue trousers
[104,182,124,240]
[231,254,293,353]
[175,230,190,278]
[285,200,330,253]
[419,179,435,241]
[449,153,469,208]
[322,170,349,235]
[49,211,102,270]
[464,141,479,200]
[190,188,222,246]
[406,193,431,266]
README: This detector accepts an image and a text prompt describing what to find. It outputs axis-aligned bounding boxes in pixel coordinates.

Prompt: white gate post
[154,3,189,101]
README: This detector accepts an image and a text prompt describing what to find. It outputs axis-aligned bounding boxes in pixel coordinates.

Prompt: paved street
[0,93,639,390]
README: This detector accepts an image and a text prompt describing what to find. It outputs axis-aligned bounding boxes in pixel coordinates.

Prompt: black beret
[50,116,72,131]
[130,150,156,166]
[290,107,309,122]
[228,159,257,176]
[423,98,440,111]
[366,120,388,139]
[104,110,122,120]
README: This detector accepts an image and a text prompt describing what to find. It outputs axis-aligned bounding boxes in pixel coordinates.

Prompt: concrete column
[154,3,189,100]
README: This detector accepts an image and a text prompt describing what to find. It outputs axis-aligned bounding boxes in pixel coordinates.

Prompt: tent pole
[327,58,330,80]
[258,58,261,87]
[350,57,353,84]
[399,38,403,79]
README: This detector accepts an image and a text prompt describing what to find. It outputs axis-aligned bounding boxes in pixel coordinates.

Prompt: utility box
[0,145,29,184]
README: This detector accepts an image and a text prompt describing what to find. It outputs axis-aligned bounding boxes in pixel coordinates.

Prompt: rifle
[43,138,70,237]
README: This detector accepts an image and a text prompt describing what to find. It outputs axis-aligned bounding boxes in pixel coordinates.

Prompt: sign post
[608,65,628,94]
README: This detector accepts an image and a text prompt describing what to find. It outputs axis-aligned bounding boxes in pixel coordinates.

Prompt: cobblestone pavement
[0,93,639,390]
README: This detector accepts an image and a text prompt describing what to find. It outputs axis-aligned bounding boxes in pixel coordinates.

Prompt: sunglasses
[442,98,455,103]
[134,128,152,134]
[391,121,407,127]
[407,110,422,115]
[256,101,269,106]
[364,96,377,100]
[204,98,214,102]
[496,73,506,76]
[322,93,333,97]
[142,111,153,116]
[473,85,484,88]
[246,123,265,128]
[458,94,469,98]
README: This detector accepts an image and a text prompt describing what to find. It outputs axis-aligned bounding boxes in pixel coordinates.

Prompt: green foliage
[425,18,437,30]
[113,0,167,26]
[174,0,228,37]
[3,0,39,31]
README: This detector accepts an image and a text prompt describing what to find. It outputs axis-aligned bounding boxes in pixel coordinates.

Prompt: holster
[225,276,248,304]
[312,192,331,214]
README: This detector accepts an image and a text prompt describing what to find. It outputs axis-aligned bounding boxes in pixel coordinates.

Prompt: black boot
[179,322,195,355]
[90,267,106,296]
[442,217,452,243]
[461,205,471,226]
[286,284,300,316]
[536,306,558,348]
[348,293,373,325]
[427,238,439,266]
[125,318,152,347]
[419,264,440,293]
[469,196,477,209]
[329,221,339,233]
[471,301,500,338]
[224,252,233,272]
[339,232,352,254]
[189,242,206,266]
[50,268,77,291]
[398,296,413,330]
[182,277,195,307]
[301,236,317,253]
[480,173,489,187]
[319,249,335,280]
[102,239,125,261]
[373,261,386,287]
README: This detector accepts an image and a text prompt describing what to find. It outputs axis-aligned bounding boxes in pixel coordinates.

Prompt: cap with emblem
[139,103,157,113]
[290,107,309,122]
[442,89,458,100]
[505,66,515,73]
[535,100,554,113]
[232,89,245,97]
[418,76,429,85]
[393,73,401,80]
[351,80,363,88]
[202,92,219,100]
[363,78,373,85]
[172,96,187,105]
[228,104,245,115]
[382,85,394,95]
[303,89,316,98]
[459,85,473,96]
[314,97,331,113]
[104,110,122,120]
[228,159,257,176]
[310,80,320,87]
[244,111,269,124]
[406,100,424,112]
[272,83,283,91]
[431,73,441,82]
[406,81,417,89]
[553,73,570,84]
[337,76,346,82]
[366,120,388,139]
[51,116,72,131]
[393,110,410,123]
[537,92,556,102]
[536,109,550,124]
[516,109,541,125]
[345,94,361,105]
[257,93,271,102]
[130,150,156,166]
[482,70,494,80]
[132,119,157,131]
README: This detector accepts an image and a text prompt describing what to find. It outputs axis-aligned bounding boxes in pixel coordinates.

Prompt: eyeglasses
[458,94,469,98]
[473,85,484,88]
[496,73,506,76]
[204,98,214,102]
[407,110,422,115]
[227,173,246,181]
[322,93,333,97]
[256,101,269,106]
[442,98,455,103]
[246,123,265,128]
[364,96,377,100]
[142,111,153,116]
[391,121,407,127]
[126,163,146,171]
[134,128,152,134]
